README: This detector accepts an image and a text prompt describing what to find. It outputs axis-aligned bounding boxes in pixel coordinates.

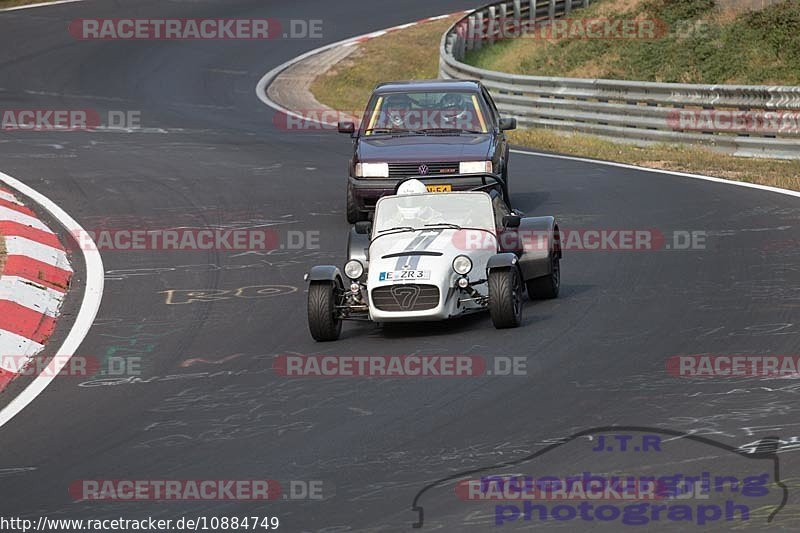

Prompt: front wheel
[488,267,523,329]
[308,282,342,341]
[526,254,560,299]
[346,183,363,224]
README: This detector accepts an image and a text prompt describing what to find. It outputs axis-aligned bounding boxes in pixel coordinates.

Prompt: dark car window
[363,91,490,134]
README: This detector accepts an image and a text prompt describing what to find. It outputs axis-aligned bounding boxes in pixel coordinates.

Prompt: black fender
[347,226,370,266]
[501,216,561,281]
[307,266,344,288]
[486,252,519,272]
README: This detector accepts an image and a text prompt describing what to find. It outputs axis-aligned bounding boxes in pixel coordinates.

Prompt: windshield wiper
[364,128,423,135]
[377,226,416,234]
[424,223,462,230]
[419,128,483,134]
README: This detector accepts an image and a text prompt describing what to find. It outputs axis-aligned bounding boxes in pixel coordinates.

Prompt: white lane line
[0,206,51,232]
[0,0,85,13]
[0,172,103,429]
[0,276,66,316]
[0,332,44,372]
[510,149,800,199]
[5,236,71,271]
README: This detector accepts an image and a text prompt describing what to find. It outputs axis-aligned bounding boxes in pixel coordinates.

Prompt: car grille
[371,284,440,312]
[388,162,459,179]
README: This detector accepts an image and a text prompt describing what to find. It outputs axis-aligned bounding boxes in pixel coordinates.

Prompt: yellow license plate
[426,184,452,193]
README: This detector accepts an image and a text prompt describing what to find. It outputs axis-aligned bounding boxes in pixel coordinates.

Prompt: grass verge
[311,17,457,114]
[466,0,800,85]
[309,10,800,192]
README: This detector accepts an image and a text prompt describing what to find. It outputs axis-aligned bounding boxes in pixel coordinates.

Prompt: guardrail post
[548,0,556,19]
[529,0,537,20]
[499,4,510,43]
[583,0,589,7]
[564,0,572,16]
[475,12,484,50]
[513,0,521,21]
[487,6,496,45]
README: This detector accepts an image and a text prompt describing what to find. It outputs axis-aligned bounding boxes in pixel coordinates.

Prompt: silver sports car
[305,175,561,341]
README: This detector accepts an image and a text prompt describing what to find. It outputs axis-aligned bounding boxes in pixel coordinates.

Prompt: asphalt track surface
[0,1,799,531]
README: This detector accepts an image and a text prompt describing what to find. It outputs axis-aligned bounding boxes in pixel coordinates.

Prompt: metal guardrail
[440,0,800,158]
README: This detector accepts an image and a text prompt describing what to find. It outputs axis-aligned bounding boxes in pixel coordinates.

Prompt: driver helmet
[383,93,413,128]
[440,93,470,126]
[397,179,428,196]
[396,179,428,221]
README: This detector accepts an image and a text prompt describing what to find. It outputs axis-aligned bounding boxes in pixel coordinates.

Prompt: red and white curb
[0,187,73,391]
[0,173,102,430]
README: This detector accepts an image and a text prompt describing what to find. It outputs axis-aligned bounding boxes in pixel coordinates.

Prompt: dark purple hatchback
[337,79,516,223]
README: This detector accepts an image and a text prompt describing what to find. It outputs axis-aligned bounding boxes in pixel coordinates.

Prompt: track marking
[0,0,85,13]
[510,149,800,199]
[0,172,103,429]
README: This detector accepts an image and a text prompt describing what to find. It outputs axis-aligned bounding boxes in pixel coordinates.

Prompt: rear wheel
[308,282,342,341]
[526,254,560,299]
[488,267,523,328]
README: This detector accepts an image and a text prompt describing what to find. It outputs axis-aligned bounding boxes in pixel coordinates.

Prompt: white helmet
[397,179,427,196]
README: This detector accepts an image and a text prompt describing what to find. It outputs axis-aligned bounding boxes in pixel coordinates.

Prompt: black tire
[488,267,523,329]
[346,183,363,224]
[308,282,342,341]
[526,254,560,299]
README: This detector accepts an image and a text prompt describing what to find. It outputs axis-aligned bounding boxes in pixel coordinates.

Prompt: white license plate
[379,270,431,282]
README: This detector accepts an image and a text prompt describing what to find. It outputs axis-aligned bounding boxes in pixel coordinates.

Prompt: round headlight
[452,255,473,275]
[344,260,364,280]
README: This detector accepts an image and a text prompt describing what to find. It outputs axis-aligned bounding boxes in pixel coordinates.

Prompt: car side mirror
[354,221,372,235]
[499,117,517,131]
[503,214,521,228]
[338,121,355,135]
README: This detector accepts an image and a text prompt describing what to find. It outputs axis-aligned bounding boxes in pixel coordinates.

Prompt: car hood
[368,228,496,287]
[357,134,492,162]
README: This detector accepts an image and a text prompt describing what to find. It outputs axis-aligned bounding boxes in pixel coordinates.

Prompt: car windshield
[364,91,488,134]
[373,192,495,235]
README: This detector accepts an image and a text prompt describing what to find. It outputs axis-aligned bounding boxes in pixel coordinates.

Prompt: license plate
[426,184,452,193]
[379,270,431,281]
